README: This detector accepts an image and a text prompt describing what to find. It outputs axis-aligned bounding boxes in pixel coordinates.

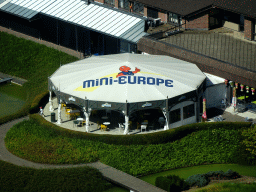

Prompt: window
[105,0,115,6]
[147,7,158,18]
[133,2,144,15]
[118,0,129,10]
[183,104,195,119]
[168,13,178,23]
[170,109,181,123]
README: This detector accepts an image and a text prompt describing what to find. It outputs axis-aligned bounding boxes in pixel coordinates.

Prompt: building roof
[135,0,256,19]
[134,0,214,16]
[214,0,256,19]
[0,0,147,43]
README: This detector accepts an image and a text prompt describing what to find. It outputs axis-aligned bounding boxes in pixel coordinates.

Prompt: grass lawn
[0,31,79,116]
[140,163,256,186]
[0,83,27,117]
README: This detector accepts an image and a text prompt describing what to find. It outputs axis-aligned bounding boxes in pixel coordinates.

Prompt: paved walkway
[0,72,27,86]
[0,116,166,192]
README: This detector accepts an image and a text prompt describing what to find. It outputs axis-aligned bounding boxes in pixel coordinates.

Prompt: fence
[149,30,256,73]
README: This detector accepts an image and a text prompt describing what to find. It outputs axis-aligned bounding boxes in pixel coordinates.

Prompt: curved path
[0,116,166,192]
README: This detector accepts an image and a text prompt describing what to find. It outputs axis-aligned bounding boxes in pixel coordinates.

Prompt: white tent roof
[204,72,225,87]
[50,53,206,103]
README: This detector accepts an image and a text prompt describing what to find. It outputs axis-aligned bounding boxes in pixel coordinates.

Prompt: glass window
[133,2,144,15]
[147,7,158,18]
[183,104,195,119]
[168,13,179,23]
[119,0,129,10]
[170,108,181,123]
[105,0,115,6]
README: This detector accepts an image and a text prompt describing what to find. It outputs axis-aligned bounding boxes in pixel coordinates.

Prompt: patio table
[76,118,84,126]
[141,121,148,125]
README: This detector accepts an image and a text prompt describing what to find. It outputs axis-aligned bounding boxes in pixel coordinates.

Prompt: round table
[103,122,110,125]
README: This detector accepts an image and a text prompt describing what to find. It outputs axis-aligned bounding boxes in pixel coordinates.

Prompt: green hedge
[0,160,111,192]
[5,118,254,176]
[29,114,251,145]
[29,91,50,114]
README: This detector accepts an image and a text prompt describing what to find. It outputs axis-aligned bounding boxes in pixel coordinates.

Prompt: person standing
[39,107,45,117]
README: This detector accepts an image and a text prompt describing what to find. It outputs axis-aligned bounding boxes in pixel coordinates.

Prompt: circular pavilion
[48,53,206,134]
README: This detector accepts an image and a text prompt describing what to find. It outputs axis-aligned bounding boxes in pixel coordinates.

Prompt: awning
[0,0,147,43]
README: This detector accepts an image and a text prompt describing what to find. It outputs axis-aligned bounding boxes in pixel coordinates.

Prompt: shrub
[223,169,241,179]
[166,175,190,191]
[185,174,209,188]
[155,176,172,191]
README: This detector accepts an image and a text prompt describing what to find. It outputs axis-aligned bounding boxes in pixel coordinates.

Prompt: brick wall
[144,7,147,17]
[95,0,104,3]
[137,37,256,88]
[244,18,254,40]
[158,11,167,23]
[184,13,209,30]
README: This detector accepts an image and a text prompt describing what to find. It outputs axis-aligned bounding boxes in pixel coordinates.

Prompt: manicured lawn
[139,164,256,186]
[0,31,79,116]
[0,83,27,117]
[0,159,111,192]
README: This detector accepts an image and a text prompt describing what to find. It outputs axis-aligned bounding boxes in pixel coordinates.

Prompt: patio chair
[118,123,124,132]
[129,121,132,129]
[141,125,147,132]
[101,124,107,131]
[136,123,140,130]
[73,120,79,127]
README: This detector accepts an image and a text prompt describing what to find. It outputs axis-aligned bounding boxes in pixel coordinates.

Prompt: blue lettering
[118,76,127,84]
[138,76,146,84]
[165,80,173,87]
[147,77,155,85]
[110,77,113,85]
[128,76,136,84]
[83,80,95,88]
[100,78,108,86]
[96,79,99,86]
[156,78,164,86]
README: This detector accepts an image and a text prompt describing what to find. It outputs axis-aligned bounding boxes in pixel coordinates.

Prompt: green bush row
[0,160,112,192]
[185,169,241,188]
[29,114,251,145]
[155,175,189,192]
[6,118,254,176]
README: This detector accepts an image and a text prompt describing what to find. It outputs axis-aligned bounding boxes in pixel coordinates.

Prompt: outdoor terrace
[42,98,256,135]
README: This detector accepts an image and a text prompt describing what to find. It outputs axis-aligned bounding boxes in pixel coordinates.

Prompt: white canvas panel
[50,54,206,103]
